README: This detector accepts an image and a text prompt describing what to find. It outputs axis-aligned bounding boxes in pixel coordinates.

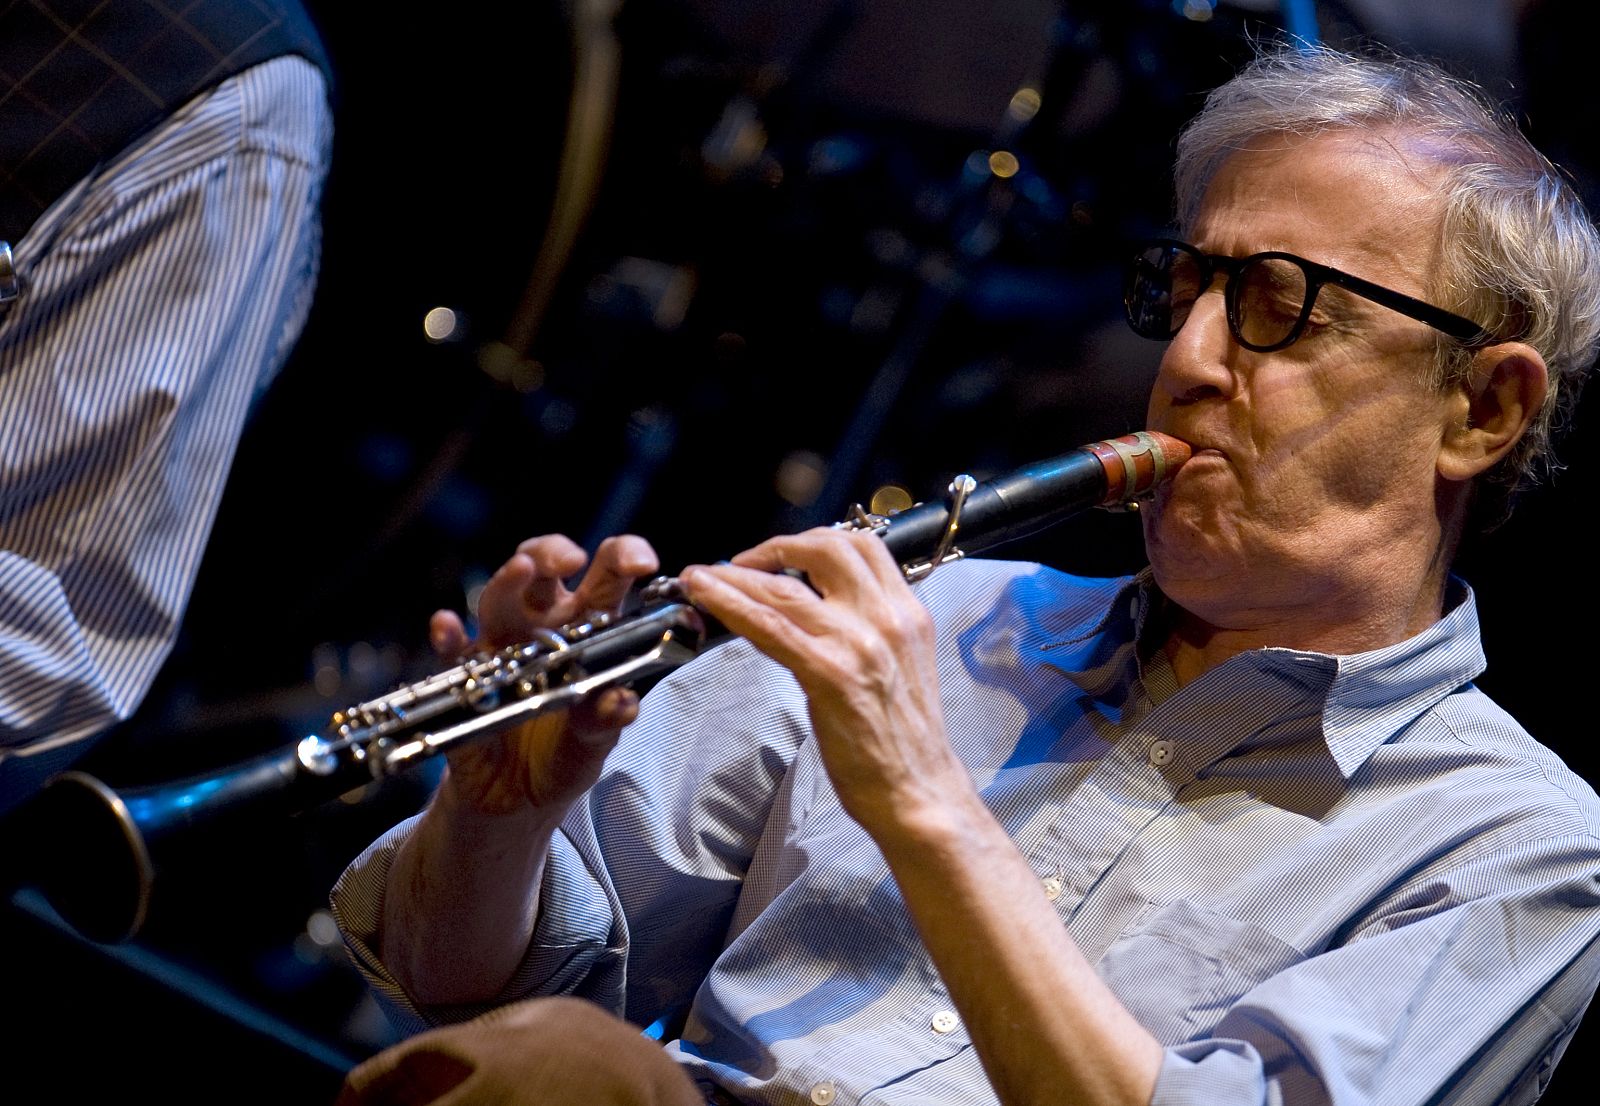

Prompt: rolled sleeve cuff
[331,813,627,1035]
[1151,1039,1269,1106]
[514,829,627,1008]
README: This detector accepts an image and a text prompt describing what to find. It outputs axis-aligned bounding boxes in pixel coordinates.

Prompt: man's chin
[1142,506,1243,588]
[1140,486,1209,549]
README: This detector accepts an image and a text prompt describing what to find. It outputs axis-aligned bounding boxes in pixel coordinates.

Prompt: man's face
[1141,129,1463,627]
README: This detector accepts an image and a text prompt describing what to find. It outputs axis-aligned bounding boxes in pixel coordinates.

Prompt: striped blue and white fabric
[334,559,1600,1106]
[0,55,332,808]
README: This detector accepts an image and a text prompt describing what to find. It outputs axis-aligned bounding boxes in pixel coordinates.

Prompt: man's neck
[1155,559,1453,687]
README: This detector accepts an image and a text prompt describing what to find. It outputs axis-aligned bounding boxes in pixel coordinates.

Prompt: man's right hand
[428,533,660,820]
[379,533,660,1006]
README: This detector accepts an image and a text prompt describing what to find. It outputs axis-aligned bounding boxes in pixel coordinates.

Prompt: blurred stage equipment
[479,0,624,386]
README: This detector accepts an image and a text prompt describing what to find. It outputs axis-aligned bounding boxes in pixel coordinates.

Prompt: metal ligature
[27,430,1188,942]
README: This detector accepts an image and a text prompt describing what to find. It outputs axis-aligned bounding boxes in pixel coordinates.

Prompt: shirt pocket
[1095,899,1304,1044]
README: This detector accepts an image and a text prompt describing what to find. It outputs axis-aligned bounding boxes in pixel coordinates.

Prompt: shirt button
[1042,875,1063,901]
[931,1009,960,1034]
[810,1081,836,1105]
[1148,739,1174,767]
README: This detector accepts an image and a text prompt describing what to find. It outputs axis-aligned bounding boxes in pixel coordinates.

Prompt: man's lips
[1151,421,1217,453]
[1157,432,1225,460]
[1162,443,1228,490]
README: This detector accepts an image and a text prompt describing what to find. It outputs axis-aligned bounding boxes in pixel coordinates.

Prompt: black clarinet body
[24,430,1188,942]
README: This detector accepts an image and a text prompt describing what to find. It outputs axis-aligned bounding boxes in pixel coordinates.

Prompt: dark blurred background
[7,0,1599,1100]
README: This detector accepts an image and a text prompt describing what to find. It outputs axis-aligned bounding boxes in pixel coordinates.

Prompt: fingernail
[601,687,638,716]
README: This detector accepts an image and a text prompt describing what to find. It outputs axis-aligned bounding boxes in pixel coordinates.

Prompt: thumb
[429,610,471,659]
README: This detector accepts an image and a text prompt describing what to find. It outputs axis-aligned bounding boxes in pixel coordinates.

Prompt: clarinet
[28,430,1188,942]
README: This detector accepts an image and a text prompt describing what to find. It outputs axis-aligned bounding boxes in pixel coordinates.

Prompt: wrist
[435,766,570,838]
[852,760,991,862]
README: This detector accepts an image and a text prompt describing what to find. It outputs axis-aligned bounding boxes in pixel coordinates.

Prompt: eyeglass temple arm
[1317,267,1495,346]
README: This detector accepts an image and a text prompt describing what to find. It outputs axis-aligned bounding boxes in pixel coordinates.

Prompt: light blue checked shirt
[0,56,331,808]
[335,558,1600,1105]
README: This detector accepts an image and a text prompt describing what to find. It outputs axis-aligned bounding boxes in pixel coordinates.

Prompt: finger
[429,610,471,659]
[732,529,886,607]
[711,535,931,670]
[679,564,824,675]
[807,530,920,621]
[477,554,546,645]
[566,686,642,743]
[574,535,660,613]
[479,545,584,646]
[727,534,786,573]
[514,534,590,611]
[842,526,912,592]
[695,561,829,619]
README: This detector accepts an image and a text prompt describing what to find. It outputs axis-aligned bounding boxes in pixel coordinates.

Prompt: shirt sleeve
[331,636,816,1035]
[0,56,332,805]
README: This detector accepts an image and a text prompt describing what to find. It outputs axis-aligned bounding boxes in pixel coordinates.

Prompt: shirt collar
[1045,572,1487,780]
[1317,578,1485,775]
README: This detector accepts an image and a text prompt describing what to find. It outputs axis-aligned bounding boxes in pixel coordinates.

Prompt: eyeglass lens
[1126,244,1314,350]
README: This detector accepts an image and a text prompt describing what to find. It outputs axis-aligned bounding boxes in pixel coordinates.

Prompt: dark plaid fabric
[0,0,331,243]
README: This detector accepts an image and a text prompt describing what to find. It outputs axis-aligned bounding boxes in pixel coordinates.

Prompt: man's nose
[1151,289,1236,405]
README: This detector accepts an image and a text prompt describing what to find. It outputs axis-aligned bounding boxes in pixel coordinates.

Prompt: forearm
[679,536,1163,1101]
[873,782,1163,1106]
[380,774,564,1006]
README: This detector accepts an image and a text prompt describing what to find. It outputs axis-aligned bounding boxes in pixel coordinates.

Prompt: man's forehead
[1188,128,1449,271]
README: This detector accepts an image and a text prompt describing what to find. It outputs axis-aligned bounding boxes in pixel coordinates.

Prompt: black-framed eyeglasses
[1123,238,1495,353]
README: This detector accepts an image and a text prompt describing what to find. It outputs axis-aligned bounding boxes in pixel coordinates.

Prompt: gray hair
[1174,44,1600,507]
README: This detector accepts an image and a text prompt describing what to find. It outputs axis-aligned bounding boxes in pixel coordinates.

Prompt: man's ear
[1437,342,1548,483]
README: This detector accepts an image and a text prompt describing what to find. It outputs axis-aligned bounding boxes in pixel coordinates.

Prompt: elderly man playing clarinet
[332,44,1600,1106]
